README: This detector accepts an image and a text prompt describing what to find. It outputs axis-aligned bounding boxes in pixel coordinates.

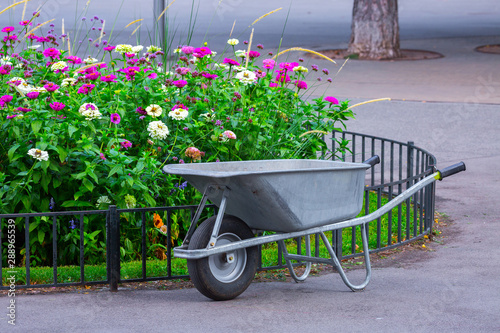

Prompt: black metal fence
[1,131,436,291]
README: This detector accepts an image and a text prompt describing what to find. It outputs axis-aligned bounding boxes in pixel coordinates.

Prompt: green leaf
[41,160,50,172]
[52,177,62,189]
[41,173,51,193]
[57,146,68,162]
[87,170,99,184]
[17,171,29,177]
[108,165,122,177]
[21,195,31,210]
[68,125,78,138]
[8,144,20,162]
[82,178,94,192]
[61,200,94,208]
[38,230,45,244]
[31,120,43,134]
[29,221,39,232]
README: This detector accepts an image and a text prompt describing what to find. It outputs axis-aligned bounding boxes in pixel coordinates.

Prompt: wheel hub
[208,233,247,283]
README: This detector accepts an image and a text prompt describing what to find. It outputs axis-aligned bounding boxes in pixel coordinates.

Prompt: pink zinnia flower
[85,72,100,81]
[26,91,40,99]
[202,73,218,80]
[248,50,260,59]
[77,84,95,94]
[324,96,339,105]
[262,59,275,69]
[1,95,13,104]
[100,74,117,82]
[100,153,106,160]
[65,56,82,64]
[279,62,299,71]
[42,48,61,59]
[103,45,116,52]
[110,113,121,124]
[294,80,307,90]
[16,107,31,113]
[275,73,291,83]
[222,130,237,140]
[120,140,132,149]
[6,115,17,119]
[44,82,60,92]
[185,147,202,161]
[49,102,65,111]
[269,82,279,88]
[181,46,194,54]
[1,27,15,33]
[194,47,212,57]
[223,58,240,66]
[0,65,12,75]
[172,80,187,88]
[175,67,191,75]
[19,20,31,26]
[322,68,330,75]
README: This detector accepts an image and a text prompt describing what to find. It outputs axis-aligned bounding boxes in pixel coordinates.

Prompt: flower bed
[0,9,354,267]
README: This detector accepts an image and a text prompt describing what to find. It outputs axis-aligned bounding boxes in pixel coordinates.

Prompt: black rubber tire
[187,215,258,301]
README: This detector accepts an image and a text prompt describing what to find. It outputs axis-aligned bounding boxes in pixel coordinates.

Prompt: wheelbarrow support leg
[320,222,372,291]
[278,236,312,282]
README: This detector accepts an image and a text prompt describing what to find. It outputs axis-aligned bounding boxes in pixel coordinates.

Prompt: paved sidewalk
[1,1,500,332]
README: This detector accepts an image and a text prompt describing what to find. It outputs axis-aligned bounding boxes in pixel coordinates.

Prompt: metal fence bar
[52,215,57,285]
[141,211,147,280]
[109,205,120,292]
[79,213,84,284]
[25,216,30,287]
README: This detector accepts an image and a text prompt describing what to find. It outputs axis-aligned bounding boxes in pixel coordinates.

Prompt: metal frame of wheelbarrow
[174,162,466,292]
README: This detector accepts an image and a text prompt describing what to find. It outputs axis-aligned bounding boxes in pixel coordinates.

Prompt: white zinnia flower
[79,103,102,120]
[7,77,25,85]
[83,56,98,64]
[61,78,77,87]
[235,50,246,58]
[227,38,239,46]
[235,70,257,85]
[168,108,189,120]
[147,45,161,53]
[146,104,163,118]
[28,45,41,49]
[51,61,67,71]
[0,56,12,66]
[173,48,182,54]
[293,66,308,73]
[115,44,133,54]
[132,45,144,54]
[214,63,228,70]
[96,196,111,208]
[27,148,49,161]
[15,82,34,94]
[147,121,169,140]
[30,86,47,93]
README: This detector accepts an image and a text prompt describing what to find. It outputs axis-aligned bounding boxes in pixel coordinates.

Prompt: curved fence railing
[0,131,437,290]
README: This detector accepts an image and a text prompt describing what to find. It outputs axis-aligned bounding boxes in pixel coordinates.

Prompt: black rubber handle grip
[438,162,466,180]
[363,155,380,168]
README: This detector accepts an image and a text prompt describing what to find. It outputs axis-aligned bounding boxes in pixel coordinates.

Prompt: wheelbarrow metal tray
[164,159,369,233]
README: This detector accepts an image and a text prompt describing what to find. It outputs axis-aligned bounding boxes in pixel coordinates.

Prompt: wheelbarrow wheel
[187,215,258,301]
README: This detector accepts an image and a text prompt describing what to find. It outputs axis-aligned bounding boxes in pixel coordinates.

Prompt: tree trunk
[347,0,401,60]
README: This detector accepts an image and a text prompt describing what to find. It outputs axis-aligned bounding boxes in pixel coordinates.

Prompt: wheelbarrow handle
[363,155,380,168]
[437,162,466,180]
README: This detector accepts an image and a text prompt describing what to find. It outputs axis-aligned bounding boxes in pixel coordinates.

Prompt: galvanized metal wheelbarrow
[164,157,465,300]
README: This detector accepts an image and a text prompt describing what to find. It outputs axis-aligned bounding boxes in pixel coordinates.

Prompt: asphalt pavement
[1,0,500,332]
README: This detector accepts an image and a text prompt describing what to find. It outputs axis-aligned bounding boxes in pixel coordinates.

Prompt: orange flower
[153,213,163,228]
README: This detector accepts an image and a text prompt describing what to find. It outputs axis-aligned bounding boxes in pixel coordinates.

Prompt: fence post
[108,205,120,292]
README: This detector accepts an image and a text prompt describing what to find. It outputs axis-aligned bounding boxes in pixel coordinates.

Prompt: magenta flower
[294,80,307,90]
[118,66,140,80]
[262,59,275,69]
[26,91,40,99]
[100,153,106,160]
[1,27,15,33]
[311,64,318,71]
[77,84,95,94]
[248,50,260,59]
[322,68,330,75]
[136,107,147,115]
[103,45,116,52]
[275,73,291,84]
[49,102,66,111]
[42,48,61,59]
[325,96,339,105]
[0,65,12,75]
[269,82,279,88]
[1,95,13,104]
[120,140,132,149]
[279,62,299,71]
[85,72,100,81]
[175,67,191,75]
[110,113,121,124]
[257,44,264,49]
[202,73,218,80]
[100,74,117,82]
[16,107,31,113]
[223,58,240,66]
[19,20,31,26]
[194,47,212,57]
[172,80,187,89]
[181,46,195,54]
[44,82,60,92]
[65,56,82,64]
